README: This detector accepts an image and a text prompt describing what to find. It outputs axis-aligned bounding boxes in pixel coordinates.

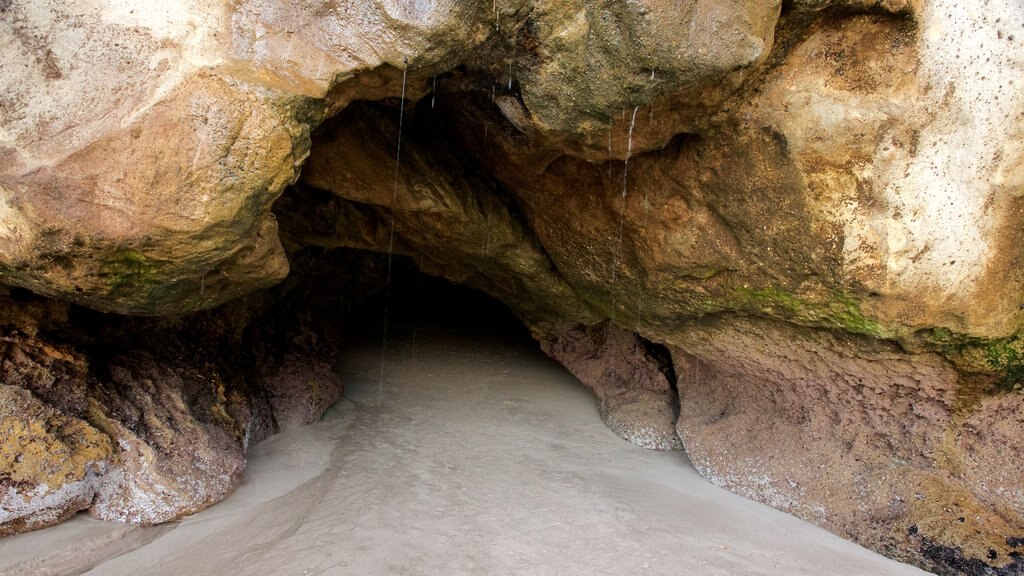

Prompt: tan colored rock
[2,0,1024,572]
[513,0,780,155]
[0,0,499,315]
[1,71,308,315]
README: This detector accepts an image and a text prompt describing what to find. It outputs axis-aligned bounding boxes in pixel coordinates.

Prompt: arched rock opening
[3,1,1024,574]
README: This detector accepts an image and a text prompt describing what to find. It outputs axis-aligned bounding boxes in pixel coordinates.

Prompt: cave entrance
[367,271,534,346]
[340,267,540,408]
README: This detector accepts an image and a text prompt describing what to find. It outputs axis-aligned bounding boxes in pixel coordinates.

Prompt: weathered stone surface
[668,316,1024,573]
[0,385,112,536]
[285,101,601,330]
[261,353,341,432]
[0,0,316,315]
[0,251,367,532]
[3,0,1024,573]
[540,323,681,451]
[507,0,781,154]
[85,355,246,525]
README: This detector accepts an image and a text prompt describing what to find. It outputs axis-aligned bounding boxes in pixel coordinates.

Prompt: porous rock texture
[3,0,1024,574]
[0,248,378,534]
[539,323,682,452]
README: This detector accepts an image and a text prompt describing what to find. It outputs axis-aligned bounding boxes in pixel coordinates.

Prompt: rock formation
[2,0,1024,573]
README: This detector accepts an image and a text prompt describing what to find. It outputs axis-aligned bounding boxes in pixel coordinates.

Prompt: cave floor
[0,313,929,576]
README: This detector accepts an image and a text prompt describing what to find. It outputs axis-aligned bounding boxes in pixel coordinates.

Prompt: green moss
[924,329,1024,394]
[101,249,166,299]
[982,338,1024,393]
[733,286,805,316]
[830,293,886,338]
[728,286,887,338]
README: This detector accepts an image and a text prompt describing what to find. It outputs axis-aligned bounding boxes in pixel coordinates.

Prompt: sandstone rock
[261,353,342,432]
[286,101,601,330]
[668,316,1024,573]
[0,264,361,532]
[83,355,246,525]
[2,0,1024,573]
[509,0,781,155]
[0,0,500,316]
[958,393,1024,523]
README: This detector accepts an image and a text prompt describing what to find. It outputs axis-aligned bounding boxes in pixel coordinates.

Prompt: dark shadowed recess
[350,264,537,349]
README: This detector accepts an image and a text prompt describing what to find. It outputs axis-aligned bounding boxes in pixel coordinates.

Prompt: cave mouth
[358,270,537,349]
[0,255,931,576]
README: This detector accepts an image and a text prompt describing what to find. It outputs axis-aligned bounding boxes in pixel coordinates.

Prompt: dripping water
[609,106,639,314]
[431,74,437,109]
[482,210,492,257]
[636,109,653,323]
[379,62,409,407]
[508,62,513,91]
[623,106,638,194]
[607,127,614,178]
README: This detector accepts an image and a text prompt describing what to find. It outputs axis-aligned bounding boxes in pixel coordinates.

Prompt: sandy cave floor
[0,313,931,576]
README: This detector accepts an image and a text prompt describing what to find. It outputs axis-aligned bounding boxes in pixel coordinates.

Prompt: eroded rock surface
[3,0,1024,574]
[540,323,681,451]
[669,317,1024,573]
[0,248,374,532]
[0,384,112,536]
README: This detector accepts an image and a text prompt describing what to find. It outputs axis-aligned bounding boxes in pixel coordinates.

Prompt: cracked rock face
[3,0,1024,574]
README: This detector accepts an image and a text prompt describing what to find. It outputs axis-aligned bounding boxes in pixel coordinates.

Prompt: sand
[0,317,931,576]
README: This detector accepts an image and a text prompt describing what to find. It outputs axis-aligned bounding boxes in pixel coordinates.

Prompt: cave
[3,2,1024,575]
[0,265,927,575]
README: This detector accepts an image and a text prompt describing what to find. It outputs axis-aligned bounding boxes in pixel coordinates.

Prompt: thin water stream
[609,105,639,315]
[379,63,410,407]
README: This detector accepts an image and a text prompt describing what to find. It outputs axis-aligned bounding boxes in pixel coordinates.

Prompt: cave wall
[3,1,1024,574]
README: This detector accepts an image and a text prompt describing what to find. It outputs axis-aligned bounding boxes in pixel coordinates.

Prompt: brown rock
[3,1,1024,572]
[85,355,246,525]
[262,353,342,432]
[541,323,681,451]
[667,315,1024,571]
